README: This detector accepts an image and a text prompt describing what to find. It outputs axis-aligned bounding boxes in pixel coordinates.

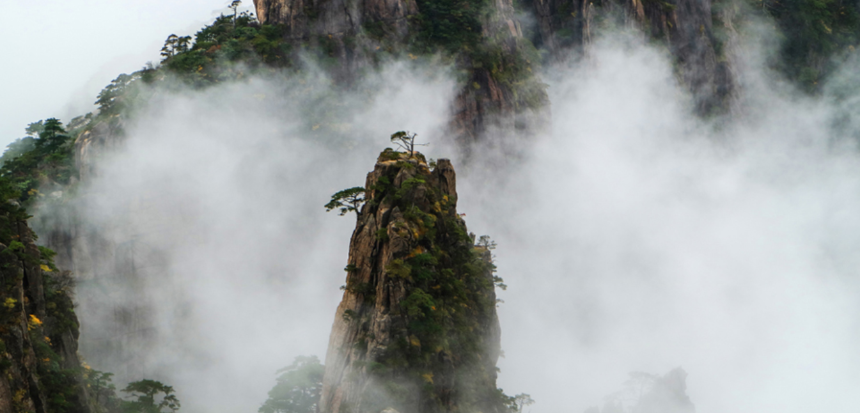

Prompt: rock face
[254,0,415,82]
[254,0,416,41]
[528,0,735,114]
[0,206,94,413]
[253,0,549,143]
[33,117,126,281]
[628,0,735,114]
[320,150,506,413]
[32,118,161,385]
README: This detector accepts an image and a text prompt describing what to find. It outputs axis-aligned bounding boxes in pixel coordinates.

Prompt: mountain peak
[320,149,507,413]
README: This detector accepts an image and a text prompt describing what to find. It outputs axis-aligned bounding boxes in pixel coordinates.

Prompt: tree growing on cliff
[96,73,141,115]
[0,118,75,204]
[325,187,366,218]
[230,1,242,25]
[390,131,427,157]
[514,393,535,412]
[476,235,497,250]
[160,34,191,61]
[120,379,181,413]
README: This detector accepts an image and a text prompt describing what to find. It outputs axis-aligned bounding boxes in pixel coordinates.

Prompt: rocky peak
[320,149,507,413]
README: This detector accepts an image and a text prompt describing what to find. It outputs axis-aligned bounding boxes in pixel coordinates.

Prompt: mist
[63,26,860,413]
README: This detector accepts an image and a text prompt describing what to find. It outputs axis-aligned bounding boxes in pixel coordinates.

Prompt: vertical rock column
[320,150,506,413]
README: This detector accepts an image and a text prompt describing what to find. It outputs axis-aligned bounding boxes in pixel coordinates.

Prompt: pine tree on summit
[389,131,427,158]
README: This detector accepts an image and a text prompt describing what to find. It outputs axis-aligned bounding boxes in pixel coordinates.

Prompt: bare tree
[390,131,428,157]
[514,394,535,413]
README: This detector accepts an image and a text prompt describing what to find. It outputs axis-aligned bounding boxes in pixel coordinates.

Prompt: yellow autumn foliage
[29,314,42,329]
[40,264,52,272]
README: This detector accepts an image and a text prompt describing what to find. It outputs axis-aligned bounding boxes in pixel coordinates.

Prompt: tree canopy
[325,187,366,217]
[259,356,325,413]
[121,379,181,413]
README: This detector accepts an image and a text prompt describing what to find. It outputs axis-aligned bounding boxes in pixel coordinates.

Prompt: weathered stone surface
[254,0,416,39]
[319,152,505,413]
[529,0,735,114]
[33,116,162,386]
[253,0,417,83]
[0,215,93,413]
[254,0,549,143]
[75,117,125,185]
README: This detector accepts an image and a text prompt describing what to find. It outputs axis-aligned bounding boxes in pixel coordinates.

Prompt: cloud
[461,32,860,413]
[57,26,860,413]
[71,61,455,412]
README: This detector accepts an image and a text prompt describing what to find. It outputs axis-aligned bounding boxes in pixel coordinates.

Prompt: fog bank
[69,31,860,413]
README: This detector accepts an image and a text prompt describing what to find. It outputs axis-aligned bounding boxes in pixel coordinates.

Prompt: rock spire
[320,149,507,413]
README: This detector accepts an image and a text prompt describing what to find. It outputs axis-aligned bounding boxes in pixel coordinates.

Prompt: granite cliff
[320,149,507,413]
[253,0,550,143]
[528,0,736,114]
[0,200,94,413]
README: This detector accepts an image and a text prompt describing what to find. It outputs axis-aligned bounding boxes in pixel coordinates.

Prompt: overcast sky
[0,1,254,148]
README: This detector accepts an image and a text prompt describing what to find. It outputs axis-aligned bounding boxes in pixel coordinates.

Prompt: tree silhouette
[514,394,535,412]
[160,34,179,60]
[120,380,180,413]
[160,34,191,61]
[390,131,427,157]
[325,187,366,219]
[230,1,242,26]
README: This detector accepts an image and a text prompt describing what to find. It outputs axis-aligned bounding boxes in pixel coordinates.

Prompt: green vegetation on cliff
[321,146,514,413]
[760,0,860,90]
[0,118,76,208]
[159,13,291,86]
